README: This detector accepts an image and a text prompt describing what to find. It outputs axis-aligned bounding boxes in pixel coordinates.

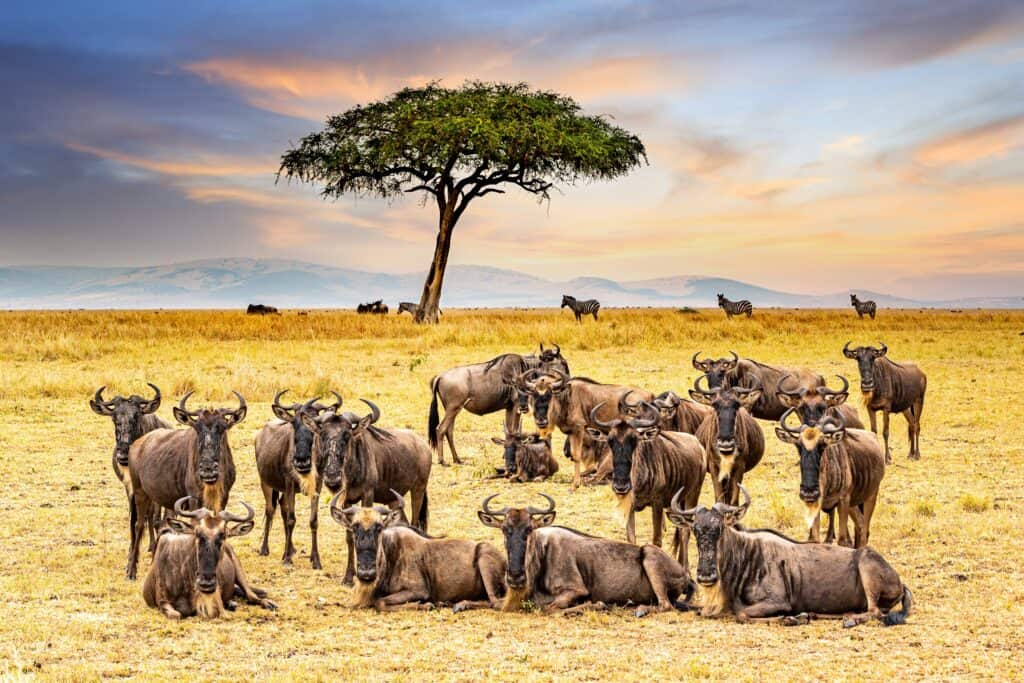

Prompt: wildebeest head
[329,489,405,583]
[168,496,255,594]
[478,493,555,589]
[538,342,570,375]
[689,375,760,455]
[691,351,739,390]
[173,391,246,484]
[490,431,544,475]
[652,390,682,426]
[90,384,161,467]
[517,368,568,438]
[586,394,660,496]
[776,374,849,427]
[272,390,324,476]
[775,408,846,504]
[843,341,887,392]
[308,408,352,494]
[667,485,750,586]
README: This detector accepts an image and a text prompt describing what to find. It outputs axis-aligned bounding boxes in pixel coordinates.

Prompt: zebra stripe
[717,294,753,318]
[850,295,877,319]
[561,295,601,321]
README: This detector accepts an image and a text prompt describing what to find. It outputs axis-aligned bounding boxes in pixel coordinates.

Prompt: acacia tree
[277,81,646,323]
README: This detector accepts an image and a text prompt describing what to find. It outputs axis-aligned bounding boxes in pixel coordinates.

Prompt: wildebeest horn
[318,390,343,413]
[219,501,255,523]
[691,351,708,370]
[653,391,681,409]
[526,493,556,516]
[178,390,198,416]
[481,493,510,516]
[272,389,303,417]
[589,402,618,429]
[174,495,207,519]
[875,341,888,357]
[724,350,739,367]
[138,383,162,412]
[732,376,761,395]
[738,484,751,510]
[517,368,540,391]
[360,398,380,424]
[692,374,717,397]
[842,340,857,358]
[229,391,247,422]
[93,385,116,408]
[547,367,569,390]
[775,374,804,398]
[670,486,699,518]
[821,412,846,433]
[388,488,405,511]
[329,491,345,517]
[539,342,546,353]
[821,375,849,396]
[629,402,660,429]
[779,407,804,435]
[618,390,643,415]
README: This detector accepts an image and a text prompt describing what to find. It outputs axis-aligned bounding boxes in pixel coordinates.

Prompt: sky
[2,0,1023,299]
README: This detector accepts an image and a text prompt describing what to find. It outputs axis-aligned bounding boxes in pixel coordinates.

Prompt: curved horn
[388,488,405,512]
[272,389,301,415]
[692,374,717,397]
[526,492,556,516]
[691,351,708,370]
[219,501,255,523]
[139,383,162,412]
[93,385,116,407]
[725,350,739,367]
[517,368,540,390]
[732,375,762,395]
[178,390,197,415]
[821,375,849,396]
[547,367,569,390]
[670,486,700,518]
[321,390,343,413]
[329,490,345,516]
[618,390,643,415]
[552,343,560,356]
[589,402,618,429]
[230,391,247,422]
[821,411,846,433]
[629,402,660,429]
[360,398,380,424]
[174,495,206,519]
[737,484,751,511]
[842,340,857,358]
[775,374,803,398]
[481,493,509,516]
[778,407,803,435]
[876,341,888,356]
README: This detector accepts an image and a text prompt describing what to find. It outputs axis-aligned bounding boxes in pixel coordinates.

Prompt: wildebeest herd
[92,338,922,626]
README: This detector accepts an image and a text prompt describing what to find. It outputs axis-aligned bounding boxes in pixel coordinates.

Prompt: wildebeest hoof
[342,575,355,587]
[311,559,322,570]
[438,461,450,467]
[635,605,652,618]
[225,600,238,611]
[452,602,467,614]
[261,599,278,611]
[842,617,858,629]
[672,599,692,612]
[909,453,920,461]
[258,548,270,557]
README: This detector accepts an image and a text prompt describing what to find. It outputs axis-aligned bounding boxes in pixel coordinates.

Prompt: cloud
[912,114,1024,167]
[66,142,273,178]
[823,135,865,156]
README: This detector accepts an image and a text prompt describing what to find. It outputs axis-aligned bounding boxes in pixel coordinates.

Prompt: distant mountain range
[0,259,1020,309]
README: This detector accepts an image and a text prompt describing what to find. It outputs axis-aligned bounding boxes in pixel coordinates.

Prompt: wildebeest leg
[651,503,664,548]
[867,409,877,435]
[436,400,464,466]
[126,491,151,580]
[836,501,853,548]
[859,493,878,547]
[225,545,276,610]
[675,524,690,569]
[410,487,428,533]
[625,507,637,544]
[806,506,821,543]
[505,406,520,438]
[374,589,434,611]
[906,398,922,460]
[569,431,585,489]
[159,602,182,620]
[882,410,892,464]
[343,529,355,586]
[735,599,793,622]
[281,487,297,565]
[635,548,676,617]
[543,587,591,614]
[309,491,322,570]
[258,484,278,557]
[708,460,723,503]
[452,599,497,612]
[823,508,836,544]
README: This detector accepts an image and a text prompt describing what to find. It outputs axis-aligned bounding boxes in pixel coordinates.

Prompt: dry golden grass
[1,308,1022,681]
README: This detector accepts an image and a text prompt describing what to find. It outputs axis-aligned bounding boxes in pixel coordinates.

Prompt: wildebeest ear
[477,511,504,528]
[666,509,696,528]
[272,404,294,422]
[383,508,405,528]
[89,399,114,417]
[533,512,556,528]
[166,518,192,534]
[775,392,801,409]
[824,392,849,407]
[355,413,374,433]
[331,506,356,529]
[823,428,846,446]
[774,426,801,445]
[637,427,660,441]
[299,411,321,433]
[227,520,255,537]
[491,437,506,445]
[172,406,194,426]
[585,427,606,442]
[738,389,761,410]
[688,390,714,406]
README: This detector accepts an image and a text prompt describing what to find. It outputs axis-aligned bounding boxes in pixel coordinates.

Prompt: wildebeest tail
[884,585,913,626]
[427,376,440,450]
[418,490,430,532]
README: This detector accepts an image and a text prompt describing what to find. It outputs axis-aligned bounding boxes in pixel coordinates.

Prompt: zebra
[717,293,753,318]
[397,302,442,317]
[561,294,600,322]
[850,294,877,319]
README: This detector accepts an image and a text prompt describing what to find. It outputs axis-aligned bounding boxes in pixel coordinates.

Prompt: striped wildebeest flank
[585,397,706,569]
[717,293,752,318]
[254,390,343,568]
[561,294,600,322]
[690,375,765,505]
[357,300,389,314]
[667,486,913,627]
[143,497,275,619]
[843,342,927,462]
[478,494,695,617]
[126,391,247,580]
[775,409,885,547]
[775,374,865,429]
[692,350,825,421]
[490,431,559,482]
[517,368,653,488]
[428,345,570,465]
[331,490,507,612]
[850,293,877,319]
[397,301,442,317]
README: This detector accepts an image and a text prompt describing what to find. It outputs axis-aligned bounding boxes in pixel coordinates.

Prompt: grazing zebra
[397,301,442,317]
[561,294,600,322]
[850,294,877,319]
[717,293,753,318]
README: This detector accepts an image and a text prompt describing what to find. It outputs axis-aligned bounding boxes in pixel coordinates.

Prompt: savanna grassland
[1,308,1022,682]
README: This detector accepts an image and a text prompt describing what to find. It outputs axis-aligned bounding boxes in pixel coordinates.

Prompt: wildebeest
[586,398,705,569]
[333,399,432,585]
[666,486,912,627]
[428,345,569,465]
[690,376,765,505]
[850,294,877,319]
[843,342,927,462]
[246,303,279,315]
[692,351,824,421]
[397,301,441,317]
[478,494,695,617]
[561,295,600,322]
[331,490,506,612]
[517,368,653,488]
[357,300,389,314]
[717,294,752,318]
[651,390,710,434]
[490,431,559,482]
[775,374,865,429]
[143,497,275,619]
[254,390,343,568]
[126,391,246,580]
[775,409,885,547]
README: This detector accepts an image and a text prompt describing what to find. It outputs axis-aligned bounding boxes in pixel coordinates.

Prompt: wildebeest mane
[484,353,526,373]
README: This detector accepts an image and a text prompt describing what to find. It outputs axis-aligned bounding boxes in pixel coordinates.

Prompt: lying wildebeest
[428,344,569,465]
[126,391,246,580]
[586,397,705,568]
[357,300,388,314]
[692,351,825,421]
[843,342,927,462]
[775,409,885,547]
[333,399,432,585]
[143,497,275,619]
[246,304,279,315]
[518,368,653,488]
[478,494,695,617]
[490,431,559,482]
[331,490,506,612]
[775,374,864,429]
[690,376,765,505]
[651,390,710,434]
[397,301,442,317]
[850,293,877,319]
[667,486,912,627]
[255,390,342,568]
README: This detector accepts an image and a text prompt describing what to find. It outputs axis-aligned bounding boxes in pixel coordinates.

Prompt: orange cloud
[67,142,271,178]
[913,115,1024,167]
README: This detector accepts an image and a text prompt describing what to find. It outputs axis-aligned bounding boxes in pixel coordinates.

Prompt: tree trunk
[414,201,457,324]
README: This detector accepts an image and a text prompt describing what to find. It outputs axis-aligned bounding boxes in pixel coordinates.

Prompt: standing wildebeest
[357,300,389,314]
[775,374,865,429]
[843,342,927,462]
[331,490,506,612]
[144,497,276,619]
[518,368,653,488]
[561,294,600,322]
[246,304,279,315]
[666,486,912,627]
[717,293,752,318]
[690,376,765,505]
[586,398,705,569]
[478,494,695,617]
[126,391,246,580]
[850,294,877,319]
[428,345,569,465]
[490,431,559,482]
[775,409,885,547]
[651,390,710,434]
[255,390,342,568]
[692,351,825,421]
[334,399,432,585]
